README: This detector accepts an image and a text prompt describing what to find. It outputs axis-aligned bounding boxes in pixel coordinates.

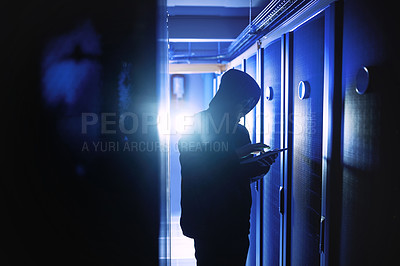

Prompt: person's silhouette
[179,69,277,265]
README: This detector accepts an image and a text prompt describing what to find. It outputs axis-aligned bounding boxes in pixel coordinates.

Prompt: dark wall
[3,1,161,265]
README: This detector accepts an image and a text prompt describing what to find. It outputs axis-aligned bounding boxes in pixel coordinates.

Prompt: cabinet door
[245,55,257,142]
[262,38,282,266]
[339,0,399,265]
[290,13,325,265]
[245,54,259,266]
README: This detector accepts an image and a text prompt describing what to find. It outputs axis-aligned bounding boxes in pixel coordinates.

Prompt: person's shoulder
[233,124,251,146]
[235,124,250,136]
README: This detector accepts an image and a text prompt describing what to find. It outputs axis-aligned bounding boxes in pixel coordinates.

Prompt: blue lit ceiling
[167,0,264,7]
[167,0,270,63]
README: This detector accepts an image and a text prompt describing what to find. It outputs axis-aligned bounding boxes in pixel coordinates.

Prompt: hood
[209,69,261,115]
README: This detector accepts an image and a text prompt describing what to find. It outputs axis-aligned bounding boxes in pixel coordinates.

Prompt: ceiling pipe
[249,0,253,26]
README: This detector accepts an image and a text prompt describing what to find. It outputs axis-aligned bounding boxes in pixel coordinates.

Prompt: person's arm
[240,152,277,183]
[179,135,275,185]
[178,135,240,185]
[236,142,277,182]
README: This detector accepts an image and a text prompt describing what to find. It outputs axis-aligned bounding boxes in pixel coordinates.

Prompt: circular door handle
[265,86,273,101]
[356,66,370,95]
[298,80,309,100]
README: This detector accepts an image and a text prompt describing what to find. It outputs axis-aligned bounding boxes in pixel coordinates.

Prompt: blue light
[41,20,101,108]
[118,63,133,113]
[42,59,100,105]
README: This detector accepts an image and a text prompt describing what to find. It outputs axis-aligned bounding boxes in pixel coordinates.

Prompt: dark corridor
[3,0,400,265]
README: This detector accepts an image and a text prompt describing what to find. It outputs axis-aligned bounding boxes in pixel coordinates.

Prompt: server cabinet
[338,0,399,265]
[232,63,246,127]
[233,64,243,71]
[245,54,260,266]
[229,1,398,266]
[245,55,258,142]
[262,38,282,266]
[290,13,325,266]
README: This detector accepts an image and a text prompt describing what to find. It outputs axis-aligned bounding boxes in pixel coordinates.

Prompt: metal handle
[319,216,326,254]
[279,186,284,214]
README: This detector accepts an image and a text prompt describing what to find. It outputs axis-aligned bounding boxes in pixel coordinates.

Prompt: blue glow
[42,21,101,68]
[41,20,102,108]
[118,63,133,112]
[43,60,100,105]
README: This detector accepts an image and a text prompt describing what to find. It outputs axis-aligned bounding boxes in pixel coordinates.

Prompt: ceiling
[167,0,265,8]
[167,0,271,63]
[167,0,266,16]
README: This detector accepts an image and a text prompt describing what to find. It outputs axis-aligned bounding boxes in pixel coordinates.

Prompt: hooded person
[178,69,277,266]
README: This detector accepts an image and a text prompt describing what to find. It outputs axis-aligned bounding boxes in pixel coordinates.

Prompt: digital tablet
[240,148,288,165]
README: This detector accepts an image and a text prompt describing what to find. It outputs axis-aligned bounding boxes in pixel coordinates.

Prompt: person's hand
[236,143,270,158]
[248,153,278,182]
[256,153,278,167]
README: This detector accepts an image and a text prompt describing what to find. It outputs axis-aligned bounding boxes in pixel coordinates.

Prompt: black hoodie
[179,69,268,239]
